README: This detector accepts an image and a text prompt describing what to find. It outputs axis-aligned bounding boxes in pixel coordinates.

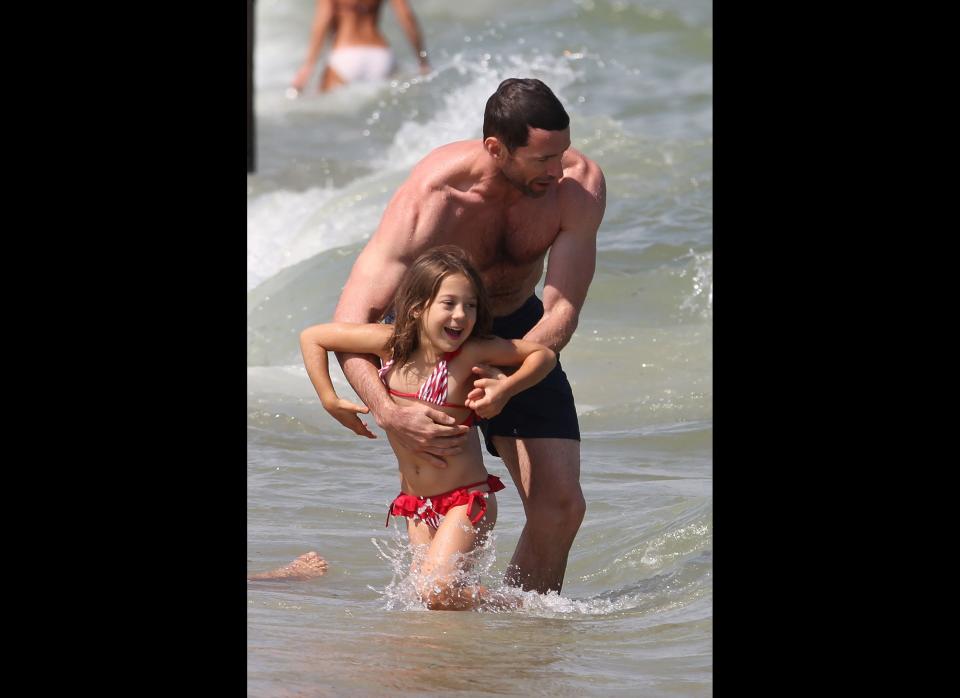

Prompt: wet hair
[384,245,492,368]
[482,78,570,153]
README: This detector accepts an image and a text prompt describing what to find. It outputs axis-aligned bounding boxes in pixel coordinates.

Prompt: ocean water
[248,0,712,694]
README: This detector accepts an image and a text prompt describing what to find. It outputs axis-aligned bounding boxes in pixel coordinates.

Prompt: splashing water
[369,522,512,612]
[677,249,713,320]
[367,521,710,617]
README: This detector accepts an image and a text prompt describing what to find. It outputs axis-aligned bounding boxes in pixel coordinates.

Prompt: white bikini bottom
[328,45,396,82]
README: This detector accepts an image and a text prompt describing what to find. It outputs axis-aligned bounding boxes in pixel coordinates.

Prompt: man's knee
[527,484,586,534]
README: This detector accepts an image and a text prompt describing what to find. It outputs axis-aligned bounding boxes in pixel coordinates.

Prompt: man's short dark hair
[482,78,569,153]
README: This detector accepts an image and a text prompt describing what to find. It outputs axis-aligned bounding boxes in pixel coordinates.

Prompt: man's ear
[483,136,504,160]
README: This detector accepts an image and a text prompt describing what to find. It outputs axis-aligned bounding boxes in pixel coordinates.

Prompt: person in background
[290,0,430,94]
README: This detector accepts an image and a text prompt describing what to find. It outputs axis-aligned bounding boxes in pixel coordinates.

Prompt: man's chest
[433,200,560,269]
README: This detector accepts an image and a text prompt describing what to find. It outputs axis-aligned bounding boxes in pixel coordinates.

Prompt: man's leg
[493,436,585,593]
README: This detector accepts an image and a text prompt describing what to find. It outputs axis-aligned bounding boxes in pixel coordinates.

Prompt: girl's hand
[464,366,512,419]
[464,364,508,413]
[323,398,376,439]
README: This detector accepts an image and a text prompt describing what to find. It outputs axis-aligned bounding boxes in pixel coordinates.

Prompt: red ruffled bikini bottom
[386,474,505,529]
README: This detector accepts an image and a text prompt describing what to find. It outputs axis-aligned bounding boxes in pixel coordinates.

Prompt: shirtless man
[291,0,429,94]
[332,78,606,593]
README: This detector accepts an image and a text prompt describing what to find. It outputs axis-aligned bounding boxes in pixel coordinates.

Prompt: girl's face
[418,273,478,354]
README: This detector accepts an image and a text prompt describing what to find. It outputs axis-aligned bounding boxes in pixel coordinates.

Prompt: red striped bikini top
[378,347,475,426]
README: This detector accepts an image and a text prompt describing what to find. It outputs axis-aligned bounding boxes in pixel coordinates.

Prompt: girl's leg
[405,516,435,576]
[416,492,498,610]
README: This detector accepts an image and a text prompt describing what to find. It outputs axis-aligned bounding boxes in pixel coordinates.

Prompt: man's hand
[379,404,470,468]
[323,398,376,439]
[464,364,511,419]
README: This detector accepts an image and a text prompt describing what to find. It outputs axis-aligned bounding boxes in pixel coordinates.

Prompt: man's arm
[332,179,470,466]
[526,160,607,351]
[331,236,409,425]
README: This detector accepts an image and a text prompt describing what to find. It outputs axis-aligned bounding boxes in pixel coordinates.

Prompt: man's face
[499,127,571,198]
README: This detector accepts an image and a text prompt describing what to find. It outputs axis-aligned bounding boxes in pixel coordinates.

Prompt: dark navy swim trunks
[478,295,580,458]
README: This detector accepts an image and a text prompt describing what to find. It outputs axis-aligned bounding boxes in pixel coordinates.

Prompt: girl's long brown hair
[383,245,492,368]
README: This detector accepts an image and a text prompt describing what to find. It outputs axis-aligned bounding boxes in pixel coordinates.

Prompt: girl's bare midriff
[386,398,490,497]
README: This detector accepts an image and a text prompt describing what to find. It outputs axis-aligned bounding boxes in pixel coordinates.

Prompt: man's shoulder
[559,149,605,203]
[562,147,604,184]
[411,140,480,177]
[555,148,606,227]
[404,140,481,198]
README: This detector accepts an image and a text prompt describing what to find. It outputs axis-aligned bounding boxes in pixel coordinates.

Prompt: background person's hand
[291,64,313,93]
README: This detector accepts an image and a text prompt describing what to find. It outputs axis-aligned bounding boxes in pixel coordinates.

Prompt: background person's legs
[320,65,346,91]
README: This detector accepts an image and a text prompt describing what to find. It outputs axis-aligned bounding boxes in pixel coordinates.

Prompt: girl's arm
[462,338,557,419]
[299,323,393,437]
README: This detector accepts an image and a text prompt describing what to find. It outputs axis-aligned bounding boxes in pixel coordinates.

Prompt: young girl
[298,246,556,610]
